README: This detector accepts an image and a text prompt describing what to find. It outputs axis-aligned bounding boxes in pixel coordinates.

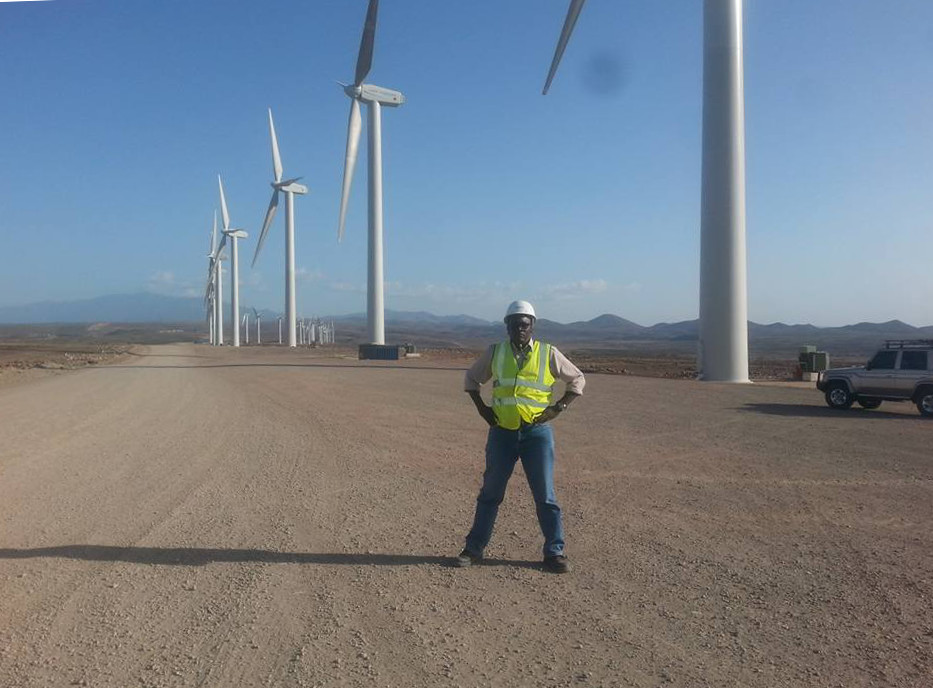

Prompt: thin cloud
[296,267,325,284]
[246,271,266,290]
[148,270,176,287]
[539,279,609,300]
[327,281,366,294]
[147,270,201,298]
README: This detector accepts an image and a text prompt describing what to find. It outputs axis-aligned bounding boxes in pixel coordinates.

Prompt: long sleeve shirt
[463,338,586,395]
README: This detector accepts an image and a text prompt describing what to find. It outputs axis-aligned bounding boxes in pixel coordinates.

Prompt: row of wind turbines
[206,0,751,380]
[203,0,399,351]
[203,166,336,349]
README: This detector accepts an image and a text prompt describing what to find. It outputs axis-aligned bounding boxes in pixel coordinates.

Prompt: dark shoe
[454,548,482,568]
[543,555,571,574]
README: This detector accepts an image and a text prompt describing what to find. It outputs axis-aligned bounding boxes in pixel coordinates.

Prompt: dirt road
[1,343,930,687]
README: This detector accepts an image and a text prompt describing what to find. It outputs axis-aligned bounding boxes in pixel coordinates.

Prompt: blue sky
[1,0,931,326]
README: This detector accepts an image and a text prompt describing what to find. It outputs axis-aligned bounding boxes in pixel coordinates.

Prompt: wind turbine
[242,312,250,344]
[252,307,262,345]
[217,176,249,347]
[205,211,226,346]
[204,215,217,345]
[544,0,749,383]
[253,108,307,348]
[337,0,404,346]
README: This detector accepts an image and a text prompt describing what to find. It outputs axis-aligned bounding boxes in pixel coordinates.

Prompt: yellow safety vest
[491,339,556,430]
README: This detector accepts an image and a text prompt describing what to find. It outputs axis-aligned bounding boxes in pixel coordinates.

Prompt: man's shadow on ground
[0,545,540,569]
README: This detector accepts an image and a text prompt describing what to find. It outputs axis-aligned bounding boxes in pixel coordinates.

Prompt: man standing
[456,300,585,573]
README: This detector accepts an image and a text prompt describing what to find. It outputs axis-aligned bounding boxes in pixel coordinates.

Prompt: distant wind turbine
[217,176,249,347]
[252,307,262,345]
[253,108,307,349]
[543,0,749,383]
[337,0,404,346]
[204,217,217,345]
[204,211,226,346]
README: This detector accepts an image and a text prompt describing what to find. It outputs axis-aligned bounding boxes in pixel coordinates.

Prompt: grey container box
[812,351,830,372]
[359,344,403,360]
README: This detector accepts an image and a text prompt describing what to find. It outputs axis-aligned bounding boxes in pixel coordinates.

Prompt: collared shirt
[464,337,586,395]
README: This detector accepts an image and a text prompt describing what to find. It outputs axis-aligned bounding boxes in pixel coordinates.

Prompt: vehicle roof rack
[883,339,933,349]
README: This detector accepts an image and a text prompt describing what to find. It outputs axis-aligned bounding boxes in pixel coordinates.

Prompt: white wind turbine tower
[217,176,249,347]
[242,312,250,344]
[544,0,749,383]
[253,109,307,349]
[337,0,404,346]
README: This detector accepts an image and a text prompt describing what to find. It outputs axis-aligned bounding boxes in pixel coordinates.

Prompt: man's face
[507,315,534,348]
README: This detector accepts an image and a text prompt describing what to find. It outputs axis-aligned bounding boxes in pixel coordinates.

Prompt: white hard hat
[504,300,536,323]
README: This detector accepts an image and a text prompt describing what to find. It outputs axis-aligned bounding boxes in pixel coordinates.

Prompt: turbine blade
[218,175,231,230]
[268,108,283,183]
[211,210,218,253]
[337,98,362,242]
[252,189,279,267]
[543,0,587,95]
[354,0,379,86]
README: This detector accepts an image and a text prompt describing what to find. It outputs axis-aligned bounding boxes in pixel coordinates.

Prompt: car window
[900,351,928,371]
[869,351,898,369]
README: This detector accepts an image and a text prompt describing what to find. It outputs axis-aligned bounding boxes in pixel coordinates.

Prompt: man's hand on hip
[468,390,497,427]
[533,406,561,425]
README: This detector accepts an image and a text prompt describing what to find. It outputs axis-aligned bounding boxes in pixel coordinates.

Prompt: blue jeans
[465,423,565,558]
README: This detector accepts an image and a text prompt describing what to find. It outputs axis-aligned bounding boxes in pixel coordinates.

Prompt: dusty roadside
[0,342,142,390]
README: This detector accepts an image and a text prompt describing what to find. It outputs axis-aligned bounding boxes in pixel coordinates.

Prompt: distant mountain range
[0,293,208,324]
[1,292,930,356]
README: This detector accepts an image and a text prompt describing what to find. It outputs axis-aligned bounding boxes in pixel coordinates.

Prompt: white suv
[817,340,933,417]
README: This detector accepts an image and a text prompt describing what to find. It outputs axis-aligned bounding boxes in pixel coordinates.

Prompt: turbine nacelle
[223,229,249,239]
[348,83,404,107]
[275,180,309,195]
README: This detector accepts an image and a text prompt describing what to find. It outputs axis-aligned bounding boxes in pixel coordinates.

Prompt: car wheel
[916,388,933,418]
[825,382,854,410]
[857,398,882,409]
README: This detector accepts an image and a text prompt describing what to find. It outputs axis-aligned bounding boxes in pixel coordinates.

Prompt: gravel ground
[0,343,930,687]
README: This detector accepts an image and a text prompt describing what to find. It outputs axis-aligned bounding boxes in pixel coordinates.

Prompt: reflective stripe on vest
[490,339,556,429]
